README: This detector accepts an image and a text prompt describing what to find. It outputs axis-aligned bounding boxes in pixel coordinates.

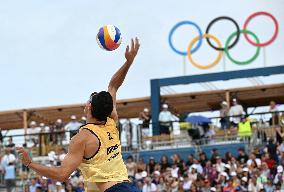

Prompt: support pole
[150,79,161,136]
[226,91,230,108]
[23,110,28,143]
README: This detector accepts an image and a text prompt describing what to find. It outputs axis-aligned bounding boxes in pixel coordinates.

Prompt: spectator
[64,115,82,139]
[28,121,40,147]
[54,119,65,145]
[269,100,280,126]
[172,153,185,175]
[121,119,132,150]
[75,181,85,192]
[247,153,261,168]
[266,138,278,162]
[199,152,208,167]
[21,143,32,178]
[183,174,192,191]
[58,148,67,166]
[159,104,177,135]
[248,176,263,192]
[80,116,87,124]
[5,136,15,154]
[220,101,230,129]
[66,183,73,192]
[147,157,156,175]
[1,148,16,192]
[171,163,179,178]
[160,155,171,173]
[237,148,248,165]
[238,116,252,143]
[126,156,137,179]
[29,178,40,192]
[186,154,194,167]
[139,108,151,137]
[275,126,284,145]
[223,178,235,192]
[211,148,220,165]
[56,182,66,192]
[142,177,157,192]
[229,98,245,128]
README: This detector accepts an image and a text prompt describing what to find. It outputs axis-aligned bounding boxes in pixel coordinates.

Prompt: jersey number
[107,132,113,140]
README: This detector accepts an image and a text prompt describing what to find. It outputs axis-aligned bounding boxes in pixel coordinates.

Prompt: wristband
[26,160,32,168]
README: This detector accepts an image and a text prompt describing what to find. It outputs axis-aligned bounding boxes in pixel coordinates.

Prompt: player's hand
[125,37,140,64]
[16,147,32,166]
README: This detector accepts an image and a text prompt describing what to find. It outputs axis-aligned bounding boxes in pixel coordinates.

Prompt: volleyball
[96,25,122,51]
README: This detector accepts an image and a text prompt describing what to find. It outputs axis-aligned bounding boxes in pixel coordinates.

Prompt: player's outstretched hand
[125,37,140,64]
[16,147,32,166]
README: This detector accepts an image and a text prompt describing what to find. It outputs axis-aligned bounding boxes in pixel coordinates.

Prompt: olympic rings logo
[168,11,279,69]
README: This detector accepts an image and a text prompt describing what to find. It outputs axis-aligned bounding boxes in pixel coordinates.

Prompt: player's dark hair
[90,91,113,121]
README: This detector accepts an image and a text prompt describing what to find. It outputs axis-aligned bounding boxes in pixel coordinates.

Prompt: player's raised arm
[108,37,140,122]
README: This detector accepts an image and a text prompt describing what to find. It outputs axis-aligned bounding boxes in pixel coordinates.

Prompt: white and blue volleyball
[96,25,122,51]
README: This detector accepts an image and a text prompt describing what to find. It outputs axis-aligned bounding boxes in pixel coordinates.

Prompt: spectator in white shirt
[229,98,245,127]
[159,104,178,135]
[142,177,157,192]
[28,121,40,147]
[64,115,82,139]
[171,163,179,178]
[1,148,16,192]
[247,153,261,168]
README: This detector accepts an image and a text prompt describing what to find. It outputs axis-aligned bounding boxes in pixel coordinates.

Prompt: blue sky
[0,0,283,110]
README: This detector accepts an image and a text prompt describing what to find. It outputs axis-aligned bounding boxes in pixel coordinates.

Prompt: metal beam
[156,65,284,87]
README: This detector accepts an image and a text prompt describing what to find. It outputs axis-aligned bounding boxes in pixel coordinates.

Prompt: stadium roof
[0,83,283,130]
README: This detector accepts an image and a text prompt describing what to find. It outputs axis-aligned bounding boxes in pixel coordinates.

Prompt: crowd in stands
[124,144,284,192]
[26,115,86,148]
[0,99,283,191]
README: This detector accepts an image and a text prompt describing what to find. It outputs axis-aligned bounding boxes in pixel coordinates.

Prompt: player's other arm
[108,37,140,122]
[17,132,86,182]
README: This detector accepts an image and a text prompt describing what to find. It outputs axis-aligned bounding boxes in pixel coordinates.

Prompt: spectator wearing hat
[28,121,40,147]
[217,172,228,188]
[158,104,178,135]
[229,98,245,128]
[53,119,65,145]
[274,165,284,185]
[139,108,151,137]
[64,115,82,139]
[220,101,230,129]
[80,116,87,125]
[240,177,248,191]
